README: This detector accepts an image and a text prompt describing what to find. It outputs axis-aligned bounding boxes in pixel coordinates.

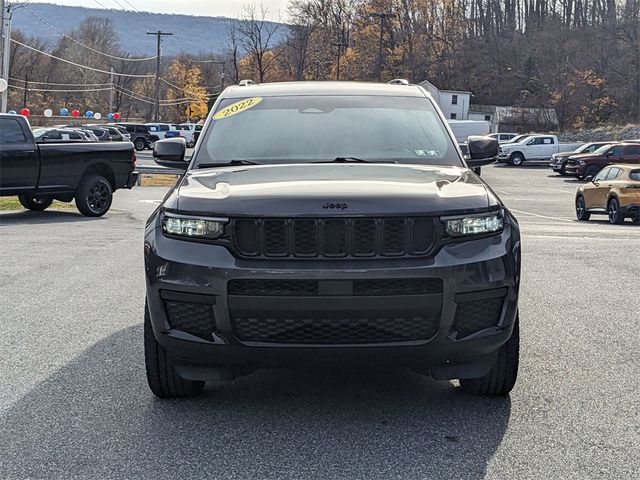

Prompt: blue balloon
[59,108,69,116]
[8,110,17,115]
[85,111,94,118]
[107,112,115,121]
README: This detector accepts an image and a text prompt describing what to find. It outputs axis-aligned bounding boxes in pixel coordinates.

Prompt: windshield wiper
[196,160,262,168]
[315,157,397,164]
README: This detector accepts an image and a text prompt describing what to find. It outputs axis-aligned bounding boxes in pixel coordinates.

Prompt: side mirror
[153,138,188,170]
[465,136,499,168]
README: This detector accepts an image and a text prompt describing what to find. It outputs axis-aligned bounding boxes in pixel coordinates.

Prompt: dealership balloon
[20,108,30,116]
[8,110,16,115]
[85,111,94,118]
[113,112,121,120]
[0,78,8,93]
[44,109,53,118]
[60,108,69,116]
[72,110,80,117]
[107,112,114,120]
[94,112,102,120]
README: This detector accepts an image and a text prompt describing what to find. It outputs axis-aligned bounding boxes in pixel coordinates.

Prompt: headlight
[442,210,504,237]
[161,213,227,239]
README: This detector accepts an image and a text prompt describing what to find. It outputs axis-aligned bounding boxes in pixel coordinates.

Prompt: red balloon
[20,108,30,117]
[72,110,80,117]
[113,112,121,120]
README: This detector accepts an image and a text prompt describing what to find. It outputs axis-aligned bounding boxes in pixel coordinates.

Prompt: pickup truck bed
[0,114,138,216]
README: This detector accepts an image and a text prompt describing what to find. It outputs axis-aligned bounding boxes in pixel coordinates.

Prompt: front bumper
[565,165,584,176]
[144,221,521,381]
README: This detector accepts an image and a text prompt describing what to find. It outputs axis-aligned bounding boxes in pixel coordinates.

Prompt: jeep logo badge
[323,202,348,210]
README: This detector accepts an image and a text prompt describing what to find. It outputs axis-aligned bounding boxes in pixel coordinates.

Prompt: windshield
[196,95,462,168]
[32,129,46,138]
[593,144,613,155]
[506,134,530,144]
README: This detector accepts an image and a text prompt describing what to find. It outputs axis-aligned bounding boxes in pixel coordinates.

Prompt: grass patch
[139,174,180,187]
[0,197,75,211]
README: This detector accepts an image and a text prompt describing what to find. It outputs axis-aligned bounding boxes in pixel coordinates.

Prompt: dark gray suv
[144,81,521,399]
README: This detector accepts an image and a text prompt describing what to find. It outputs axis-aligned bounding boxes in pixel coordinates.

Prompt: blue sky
[34,1,290,21]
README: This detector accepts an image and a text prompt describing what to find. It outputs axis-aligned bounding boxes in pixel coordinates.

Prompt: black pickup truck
[143,81,521,399]
[0,114,138,216]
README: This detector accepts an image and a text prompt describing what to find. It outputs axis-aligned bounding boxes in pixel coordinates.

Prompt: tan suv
[576,164,640,224]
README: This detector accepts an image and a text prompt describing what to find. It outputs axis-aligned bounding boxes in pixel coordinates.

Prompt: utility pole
[331,40,347,81]
[1,0,12,113]
[109,66,114,112]
[370,12,394,82]
[146,30,172,122]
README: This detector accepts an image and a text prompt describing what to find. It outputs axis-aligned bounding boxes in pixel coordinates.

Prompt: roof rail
[387,78,409,85]
[238,79,256,86]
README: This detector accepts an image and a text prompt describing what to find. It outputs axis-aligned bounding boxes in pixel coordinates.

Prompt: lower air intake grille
[164,301,216,340]
[231,315,439,344]
[453,297,504,338]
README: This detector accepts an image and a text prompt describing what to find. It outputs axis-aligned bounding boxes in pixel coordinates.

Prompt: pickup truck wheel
[460,316,519,396]
[134,139,146,151]
[607,198,624,225]
[559,163,567,175]
[75,175,113,217]
[584,166,600,180]
[18,194,53,211]
[144,302,205,398]
[509,153,524,166]
[575,195,591,221]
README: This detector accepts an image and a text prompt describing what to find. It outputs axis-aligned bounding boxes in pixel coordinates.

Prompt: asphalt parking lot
[0,164,638,479]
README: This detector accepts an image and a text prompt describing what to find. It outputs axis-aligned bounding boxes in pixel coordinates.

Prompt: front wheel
[510,153,524,166]
[608,197,624,225]
[144,302,204,398]
[460,316,519,396]
[134,139,146,151]
[75,175,113,217]
[18,194,53,211]
[576,195,591,221]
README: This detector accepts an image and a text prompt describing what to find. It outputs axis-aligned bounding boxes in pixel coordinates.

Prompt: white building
[419,80,471,120]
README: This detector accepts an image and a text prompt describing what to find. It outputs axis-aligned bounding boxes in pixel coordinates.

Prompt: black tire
[575,195,591,221]
[75,175,113,217]
[584,165,600,180]
[633,211,640,225]
[510,153,524,166]
[460,316,519,396]
[559,163,567,175]
[134,139,146,151]
[144,302,204,398]
[607,197,624,225]
[18,194,53,211]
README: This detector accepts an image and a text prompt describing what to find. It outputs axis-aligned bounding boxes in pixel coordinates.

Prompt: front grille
[228,278,442,296]
[453,297,504,338]
[164,300,216,340]
[566,159,576,165]
[231,314,440,344]
[231,217,437,259]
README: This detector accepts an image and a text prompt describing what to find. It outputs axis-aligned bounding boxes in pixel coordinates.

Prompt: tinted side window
[126,125,134,133]
[624,145,640,156]
[609,146,624,157]
[630,170,640,181]
[605,168,620,180]
[0,119,27,144]
[594,168,609,182]
[70,133,82,140]
[160,125,170,131]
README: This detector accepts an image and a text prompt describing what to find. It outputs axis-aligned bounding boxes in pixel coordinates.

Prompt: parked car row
[553,141,640,179]
[145,122,203,147]
[497,134,583,166]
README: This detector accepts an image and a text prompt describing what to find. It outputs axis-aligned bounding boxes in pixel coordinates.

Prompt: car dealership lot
[0,165,637,479]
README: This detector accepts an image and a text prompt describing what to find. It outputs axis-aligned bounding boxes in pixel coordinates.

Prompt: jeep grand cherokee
[144,81,521,398]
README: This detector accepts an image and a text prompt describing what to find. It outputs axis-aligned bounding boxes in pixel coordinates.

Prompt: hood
[167,163,497,217]
[569,152,601,161]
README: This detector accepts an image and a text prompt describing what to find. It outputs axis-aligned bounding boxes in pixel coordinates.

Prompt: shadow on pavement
[0,210,101,226]
[0,326,511,479]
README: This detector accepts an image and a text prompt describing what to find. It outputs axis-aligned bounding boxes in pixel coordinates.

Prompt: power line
[120,0,139,12]
[23,5,157,62]
[91,0,109,9]
[109,0,130,11]
[11,38,156,78]
[8,83,112,92]
[9,77,111,86]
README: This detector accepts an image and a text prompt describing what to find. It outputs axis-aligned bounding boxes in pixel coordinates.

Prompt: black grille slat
[231,217,437,259]
[228,278,442,296]
[231,315,439,344]
[453,297,504,338]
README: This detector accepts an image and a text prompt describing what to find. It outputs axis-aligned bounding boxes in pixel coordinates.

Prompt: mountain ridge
[13,3,287,57]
